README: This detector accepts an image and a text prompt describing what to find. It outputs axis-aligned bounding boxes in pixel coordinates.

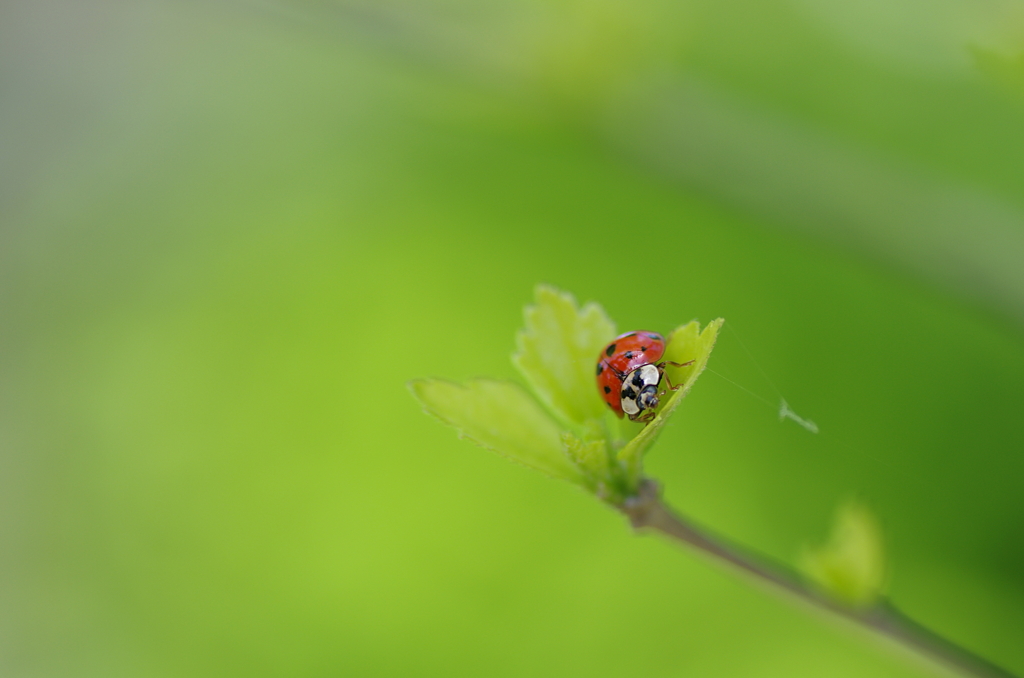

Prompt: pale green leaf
[560,431,609,489]
[618,319,723,482]
[409,378,584,484]
[512,285,616,427]
[800,501,885,609]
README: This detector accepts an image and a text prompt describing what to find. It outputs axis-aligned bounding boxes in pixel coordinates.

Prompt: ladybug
[596,331,694,422]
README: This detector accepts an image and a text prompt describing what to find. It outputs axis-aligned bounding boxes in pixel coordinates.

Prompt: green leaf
[512,285,616,427]
[560,431,608,489]
[618,318,723,483]
[409,378,584,485]
[800,501,885,609]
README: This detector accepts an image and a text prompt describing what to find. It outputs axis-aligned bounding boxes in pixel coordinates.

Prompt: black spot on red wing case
[604,386,611,394]
[605,343,617,356]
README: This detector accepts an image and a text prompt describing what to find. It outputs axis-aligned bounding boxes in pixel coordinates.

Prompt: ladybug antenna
[608,364,627,380]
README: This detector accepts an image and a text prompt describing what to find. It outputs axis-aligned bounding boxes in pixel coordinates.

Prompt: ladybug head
[637,384,660,412]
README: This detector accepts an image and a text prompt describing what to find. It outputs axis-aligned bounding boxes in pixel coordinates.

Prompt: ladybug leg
[635,410,657,424]
[660,360,695,391]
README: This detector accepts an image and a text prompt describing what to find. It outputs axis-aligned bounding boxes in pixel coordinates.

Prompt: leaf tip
[800,500,886,609]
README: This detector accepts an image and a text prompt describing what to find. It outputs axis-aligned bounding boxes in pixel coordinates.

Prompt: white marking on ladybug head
[621,364,661,418]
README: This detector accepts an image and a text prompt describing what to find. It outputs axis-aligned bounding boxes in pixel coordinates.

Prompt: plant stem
[619,479,1017,678]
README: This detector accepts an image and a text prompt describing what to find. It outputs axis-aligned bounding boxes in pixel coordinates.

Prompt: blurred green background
[2,1,1024,676]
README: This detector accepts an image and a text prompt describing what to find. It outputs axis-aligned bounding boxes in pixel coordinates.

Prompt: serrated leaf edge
[407,378,585,485]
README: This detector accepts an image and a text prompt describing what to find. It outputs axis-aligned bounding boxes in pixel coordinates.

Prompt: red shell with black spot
[595,331,667,417]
